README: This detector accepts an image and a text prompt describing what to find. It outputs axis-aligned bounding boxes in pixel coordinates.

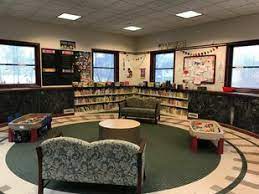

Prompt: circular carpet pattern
[6,122,221,193]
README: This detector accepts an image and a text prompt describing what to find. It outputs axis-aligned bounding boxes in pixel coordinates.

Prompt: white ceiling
[1,0,259,36]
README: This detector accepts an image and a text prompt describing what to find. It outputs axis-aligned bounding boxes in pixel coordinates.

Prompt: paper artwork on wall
[140,68,145,79]
[127,68,133,78]
[74,52,92,83]
[183,55,216,85]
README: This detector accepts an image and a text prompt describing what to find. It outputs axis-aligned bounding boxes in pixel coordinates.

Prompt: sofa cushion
[142,98,158,109]
[40,137,141,186]
[126,97,143,108]
[121,107,155,116]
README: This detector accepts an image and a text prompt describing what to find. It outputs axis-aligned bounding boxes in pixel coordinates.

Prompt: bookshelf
[74,87,137,113]
[137,87,189,117]
[74,86,189,117]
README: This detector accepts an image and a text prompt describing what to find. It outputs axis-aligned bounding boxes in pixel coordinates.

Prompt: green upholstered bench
[119,97,160,123]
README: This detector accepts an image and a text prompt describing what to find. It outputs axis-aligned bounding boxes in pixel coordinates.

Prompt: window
[226,40,259,90]
[92,50,119,82]
[150,50,175,83]
[0,39,40,87]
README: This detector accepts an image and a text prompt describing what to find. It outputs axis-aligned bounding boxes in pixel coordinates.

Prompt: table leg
[47,122,52,130]
[8,128,13,142]
[217,138,224,155]
[31,128,38,143]
[191,137,198,153]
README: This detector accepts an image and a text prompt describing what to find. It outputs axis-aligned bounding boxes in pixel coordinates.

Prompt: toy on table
[8,113,52,143]
[189,119,224,154]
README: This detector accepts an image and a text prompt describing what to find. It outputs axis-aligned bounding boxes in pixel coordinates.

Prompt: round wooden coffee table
[99,119,141,144]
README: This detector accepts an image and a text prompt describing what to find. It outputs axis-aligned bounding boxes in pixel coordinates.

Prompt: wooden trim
[92,49,119,82]
[0,86,73,93]
[220,123,259,139]
[150,49,175,83]
[150,53,155,82]
[225,39,259,93]
[36,146,44,194]
[0,39,41,88]
[136,139,145,194]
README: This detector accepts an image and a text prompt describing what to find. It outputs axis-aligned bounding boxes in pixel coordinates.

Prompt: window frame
[92,49,119,83]
[150,49,175,83]
[0,39,41,88]
[225,39,259,93]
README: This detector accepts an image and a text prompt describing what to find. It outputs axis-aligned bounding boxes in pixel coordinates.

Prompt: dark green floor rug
[6,122,220,193]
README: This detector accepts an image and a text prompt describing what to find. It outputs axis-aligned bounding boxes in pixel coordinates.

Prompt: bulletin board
[183,55,216,84]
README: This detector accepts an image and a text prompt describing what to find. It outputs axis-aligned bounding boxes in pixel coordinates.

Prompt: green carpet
[6,122,220,193]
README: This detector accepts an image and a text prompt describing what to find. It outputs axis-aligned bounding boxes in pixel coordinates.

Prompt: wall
[0,17,136,52]
[134,14,259,91]
[136,14,259,52]
[119,53,150,85]
[175,46,227,91]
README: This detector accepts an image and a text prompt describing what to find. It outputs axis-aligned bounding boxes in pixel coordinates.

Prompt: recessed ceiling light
[123,26,142,31]
[58,13,81,21]
[176,11,202,19]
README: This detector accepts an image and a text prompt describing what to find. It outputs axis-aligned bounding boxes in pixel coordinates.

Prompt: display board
[74,51,91,84]
[42,49,75,86]
[183,55,216,84]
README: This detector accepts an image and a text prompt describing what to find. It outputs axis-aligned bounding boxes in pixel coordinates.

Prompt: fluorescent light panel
[176,11,202,18]
[123,26,142,31]
[58,13,81,20]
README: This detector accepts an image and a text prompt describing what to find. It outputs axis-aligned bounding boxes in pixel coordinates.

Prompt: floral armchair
[36,137,146,194]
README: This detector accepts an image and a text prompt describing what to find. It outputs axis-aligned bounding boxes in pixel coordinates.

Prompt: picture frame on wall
[183,55,216,84]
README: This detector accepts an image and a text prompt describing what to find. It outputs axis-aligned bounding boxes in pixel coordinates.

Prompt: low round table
[99,119,141,144]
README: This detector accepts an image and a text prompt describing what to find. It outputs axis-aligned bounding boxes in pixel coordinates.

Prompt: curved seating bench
[36,137,146,194]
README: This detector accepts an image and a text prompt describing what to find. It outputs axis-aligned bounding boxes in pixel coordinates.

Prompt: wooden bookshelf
[74,86,189,117]
[74,87,137,113]
[137,87,189,117]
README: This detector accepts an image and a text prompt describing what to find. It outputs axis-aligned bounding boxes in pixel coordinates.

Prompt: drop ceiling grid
[0,0,259,36]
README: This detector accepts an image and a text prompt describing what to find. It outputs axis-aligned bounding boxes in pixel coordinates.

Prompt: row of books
[160,99,188,108]
[75,103,117,112]
[161,107,188,116]
[74,88,137,97]
[138,89,188,99]
[75,96,125,105]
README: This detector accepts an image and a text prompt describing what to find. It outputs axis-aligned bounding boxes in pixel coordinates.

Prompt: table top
[189,119,224,140]
[8,113,51,130]
[99,119,140,130]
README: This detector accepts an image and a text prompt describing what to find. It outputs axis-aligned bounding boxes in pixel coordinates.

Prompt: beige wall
[175,46,227,91]
[136,14,259,52]
[0,17,136,52]
[134,14,259,91]
[1,14,259,91]
[119,53,150,85]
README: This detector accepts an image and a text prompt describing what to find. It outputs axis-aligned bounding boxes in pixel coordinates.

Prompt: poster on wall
[183,55,216,84]
[140,68,145,79]
[60,40,76,50]
[73,52,92,84]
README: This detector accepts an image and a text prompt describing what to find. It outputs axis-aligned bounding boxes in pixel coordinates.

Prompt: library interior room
[0,0,259,194]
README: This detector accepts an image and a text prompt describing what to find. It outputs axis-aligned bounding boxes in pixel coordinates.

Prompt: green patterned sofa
[36,137,146,194]
[119,97,160,123]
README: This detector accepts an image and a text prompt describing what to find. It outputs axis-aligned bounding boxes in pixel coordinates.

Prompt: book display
[74,86,137,113]
[137,87,189,117]
[74,86,189,117]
